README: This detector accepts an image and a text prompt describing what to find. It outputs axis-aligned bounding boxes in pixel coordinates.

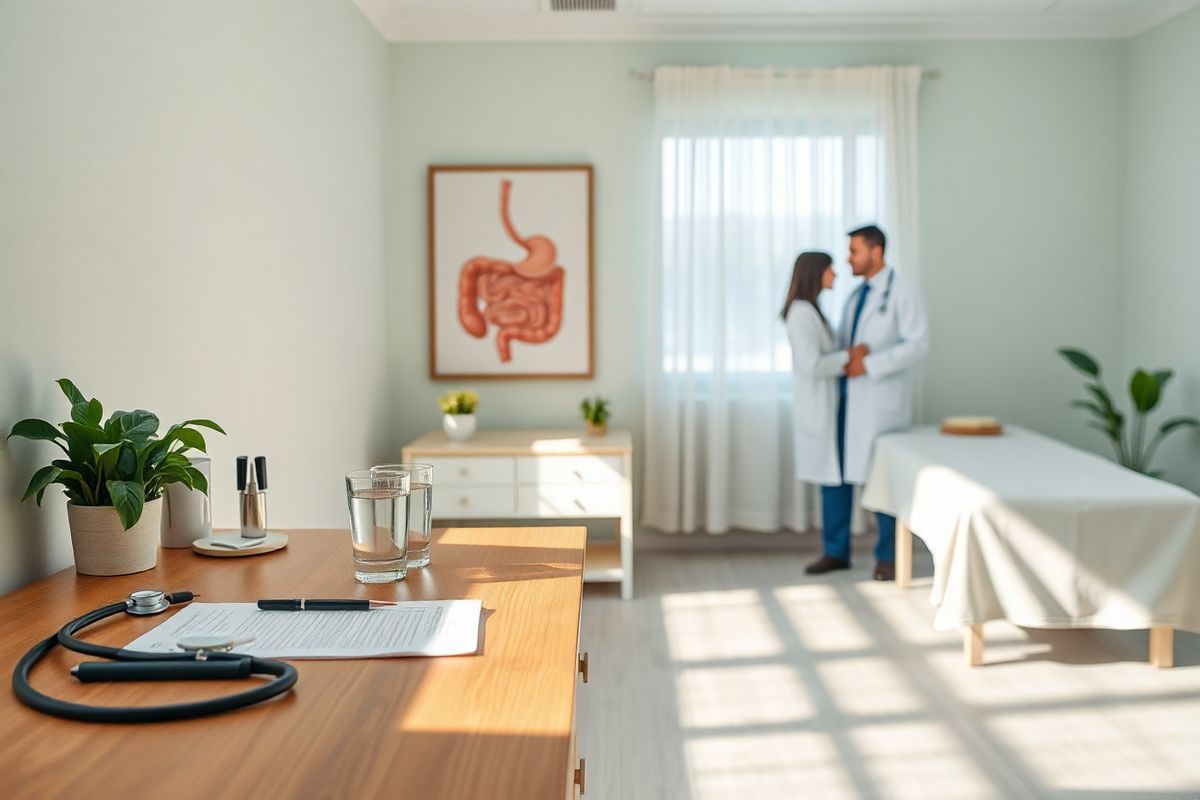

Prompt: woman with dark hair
[782,252,865,486]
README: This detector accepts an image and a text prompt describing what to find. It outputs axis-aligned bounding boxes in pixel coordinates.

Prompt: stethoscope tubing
[12,592,298,723]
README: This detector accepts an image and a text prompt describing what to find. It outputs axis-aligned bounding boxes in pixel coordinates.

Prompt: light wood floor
[577,537,1200,800]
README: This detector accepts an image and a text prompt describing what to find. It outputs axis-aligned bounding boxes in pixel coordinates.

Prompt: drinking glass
[345,469,409,583]
[373,463,433,568]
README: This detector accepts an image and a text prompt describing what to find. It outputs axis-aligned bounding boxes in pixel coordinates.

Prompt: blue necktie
[839,281,871,401]
[849,281,871,345]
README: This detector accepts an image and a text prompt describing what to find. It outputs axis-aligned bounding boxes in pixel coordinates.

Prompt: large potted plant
[1059,348,1199,476]
[7,378,224,575]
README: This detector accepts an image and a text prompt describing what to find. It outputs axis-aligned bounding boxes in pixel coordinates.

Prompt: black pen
[256,599,399,611]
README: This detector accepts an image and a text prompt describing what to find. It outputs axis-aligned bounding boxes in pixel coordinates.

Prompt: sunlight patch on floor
[675,664,815,729]
[662,589,784,662]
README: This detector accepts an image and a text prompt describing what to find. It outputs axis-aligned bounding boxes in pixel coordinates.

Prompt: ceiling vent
[548,0,617,11]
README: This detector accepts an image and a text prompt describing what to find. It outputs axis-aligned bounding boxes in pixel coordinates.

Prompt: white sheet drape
[642,65,921,535]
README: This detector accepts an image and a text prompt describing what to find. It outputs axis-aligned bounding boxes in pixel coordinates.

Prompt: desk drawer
[519,455,624,484]
[432,485,516,518]
[518,484,625,517]
[425,457,515,486]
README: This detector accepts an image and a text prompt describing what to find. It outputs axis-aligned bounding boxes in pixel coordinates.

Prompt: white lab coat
[838,266,930,485]
[785,301,849,486]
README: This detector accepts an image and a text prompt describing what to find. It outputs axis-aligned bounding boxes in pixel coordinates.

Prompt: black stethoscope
[877,269,896,314]
[12,590,298,723]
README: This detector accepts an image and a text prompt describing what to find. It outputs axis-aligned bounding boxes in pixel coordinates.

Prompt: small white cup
[161,457,213,548]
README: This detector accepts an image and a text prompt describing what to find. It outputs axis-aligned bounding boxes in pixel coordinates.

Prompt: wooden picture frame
[428,164,594,380]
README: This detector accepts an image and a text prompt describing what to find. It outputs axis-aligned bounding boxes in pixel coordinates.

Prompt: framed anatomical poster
[428,164,594,380]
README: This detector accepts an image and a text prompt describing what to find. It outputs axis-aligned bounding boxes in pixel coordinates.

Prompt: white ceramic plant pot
[443,413,476,442]
[66,496,162,576]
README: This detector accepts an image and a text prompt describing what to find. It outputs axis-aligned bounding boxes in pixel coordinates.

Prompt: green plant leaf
[182,419,226,435]
[7,418,64,442]
[93,442,124,480]
[106,480,145,530]
[22,465,62,504]
[1152,370,1173,390]
[184,466,209,495]
[113,410,159,442]
[1130,370,1161,414]
[1059,348,1100,378]
[70,398,103,427]
[56,378,85,406]
[173,427,206,453]
[1158,417,1200,436]
[62,421,110,467]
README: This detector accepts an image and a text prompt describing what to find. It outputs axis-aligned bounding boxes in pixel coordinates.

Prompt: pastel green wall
[0,0,388,593]
[387,41,1128,473]
[1124,6,1200,493]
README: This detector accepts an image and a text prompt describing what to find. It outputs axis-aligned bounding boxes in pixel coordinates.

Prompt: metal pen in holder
[237,455,269,539]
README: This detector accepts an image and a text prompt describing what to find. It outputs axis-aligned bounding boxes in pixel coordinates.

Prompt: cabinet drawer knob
[578,652,589,683]
[574,758,586,794]
[459,468,469,477]
[458,497,469,507]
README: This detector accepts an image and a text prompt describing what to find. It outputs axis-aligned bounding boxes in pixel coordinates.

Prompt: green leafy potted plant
[7,378,225,576]
[1059,348,1199,477]
[581,395,611,438]
[439,390,479,442]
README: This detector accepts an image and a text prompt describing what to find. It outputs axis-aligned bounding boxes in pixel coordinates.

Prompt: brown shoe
[806,555,851,575]
[873,561,895,581]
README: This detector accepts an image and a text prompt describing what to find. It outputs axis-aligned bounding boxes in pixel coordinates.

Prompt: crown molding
[353,1,1199,42]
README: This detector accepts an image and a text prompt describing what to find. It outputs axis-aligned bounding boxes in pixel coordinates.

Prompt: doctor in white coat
[805,225,929,581]
[783,251,865,485]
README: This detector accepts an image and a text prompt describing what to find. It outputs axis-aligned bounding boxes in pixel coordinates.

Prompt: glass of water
[373,463,433,568]
[345,469,409,583]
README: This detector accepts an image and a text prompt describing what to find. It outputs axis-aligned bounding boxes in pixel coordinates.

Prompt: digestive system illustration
[457,180,565,363]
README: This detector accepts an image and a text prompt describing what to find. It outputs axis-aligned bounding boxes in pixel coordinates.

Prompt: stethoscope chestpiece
[125,590,170,616]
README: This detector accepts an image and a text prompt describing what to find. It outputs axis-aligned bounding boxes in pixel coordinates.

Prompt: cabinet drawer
[518,484,625,517]
[518,455,624,484]
[432,485,516,518]
[425,457,515,486]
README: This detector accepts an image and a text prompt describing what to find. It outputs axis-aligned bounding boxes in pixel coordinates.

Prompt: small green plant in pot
[1059,348,1199,477]
[439,389,478,442]
[581,396,611,437]
[7,378,225,576]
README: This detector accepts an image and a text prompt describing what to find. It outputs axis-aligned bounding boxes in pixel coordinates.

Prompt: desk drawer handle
[574,758,586,794]
[578,652,589,683]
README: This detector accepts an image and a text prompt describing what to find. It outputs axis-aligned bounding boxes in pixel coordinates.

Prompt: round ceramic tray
[192,531,289,557]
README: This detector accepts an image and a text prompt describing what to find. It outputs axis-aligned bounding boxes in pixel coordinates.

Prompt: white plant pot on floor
[443,413,476,442]
[66,496,162,576]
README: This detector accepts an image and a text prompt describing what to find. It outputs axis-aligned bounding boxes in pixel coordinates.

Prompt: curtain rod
[628,67,941,81]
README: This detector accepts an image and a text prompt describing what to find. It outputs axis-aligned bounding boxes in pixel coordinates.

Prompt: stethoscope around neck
[12,589,298,723]
[861,268,896,316]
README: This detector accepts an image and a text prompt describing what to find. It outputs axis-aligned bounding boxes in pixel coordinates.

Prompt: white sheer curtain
[642,65,921,535]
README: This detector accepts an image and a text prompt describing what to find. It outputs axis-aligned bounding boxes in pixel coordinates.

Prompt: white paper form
[123,600,483,659]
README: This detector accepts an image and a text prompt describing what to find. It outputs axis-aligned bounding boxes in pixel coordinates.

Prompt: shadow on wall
[0,357,55,585]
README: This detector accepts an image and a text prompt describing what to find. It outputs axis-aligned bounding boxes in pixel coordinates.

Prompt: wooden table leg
[964,624,984,667]
[896,520,913,589]
[1149,626,1174,668]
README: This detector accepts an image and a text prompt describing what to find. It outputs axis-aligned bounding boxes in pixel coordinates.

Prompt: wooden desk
[0,527,587,799]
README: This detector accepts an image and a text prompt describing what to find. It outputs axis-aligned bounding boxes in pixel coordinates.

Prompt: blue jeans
[819,379,896,563]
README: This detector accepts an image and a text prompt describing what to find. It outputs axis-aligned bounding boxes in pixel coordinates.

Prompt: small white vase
[443,413,476,442]
[67,497,163,576]
[161,457,213,548]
